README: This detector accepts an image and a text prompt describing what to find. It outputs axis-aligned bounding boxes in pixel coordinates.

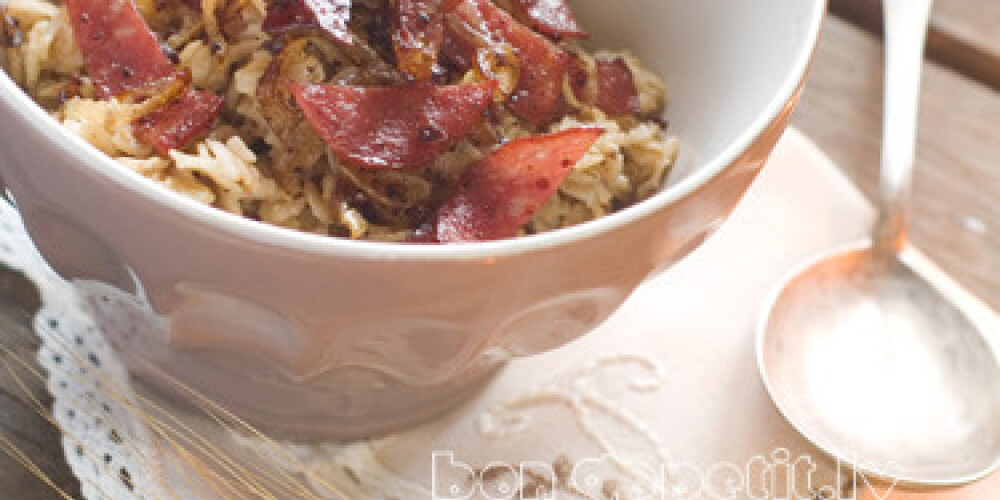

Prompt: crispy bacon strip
[65,0,223,153]
[64,0,176,98]
[132,90,225,156]
[563,55,641,116]
[596,57,641,116]
[507,0,586,40]
[435,127,603,242]
[263,0,356,47]
[290,81,496,170]
[444,0,568,125]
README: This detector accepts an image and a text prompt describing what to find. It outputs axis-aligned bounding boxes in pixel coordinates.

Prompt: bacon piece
[132,89,224,156]
[263,0,355,47]
[435,127,603,242]
[64,0,176,98]
[290,81,495,170]
[595,57,640,116]
[507,0,586,40]
[65,0,223,153]
[444,0,568,125]
[391,0,447,81]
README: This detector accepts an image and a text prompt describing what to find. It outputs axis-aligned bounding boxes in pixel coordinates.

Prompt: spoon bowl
[758,240,1000,485]
[757,0,1000,485]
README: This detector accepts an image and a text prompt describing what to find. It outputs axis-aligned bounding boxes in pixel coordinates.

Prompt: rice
[1,0,679,241]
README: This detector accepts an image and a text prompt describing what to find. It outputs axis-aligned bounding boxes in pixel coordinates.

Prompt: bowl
[0,0,826,438]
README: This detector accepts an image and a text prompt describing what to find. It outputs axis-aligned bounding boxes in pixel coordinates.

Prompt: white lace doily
[1,200,158,499]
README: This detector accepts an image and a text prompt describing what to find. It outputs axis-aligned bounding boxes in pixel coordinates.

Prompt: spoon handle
[875,0,934,255]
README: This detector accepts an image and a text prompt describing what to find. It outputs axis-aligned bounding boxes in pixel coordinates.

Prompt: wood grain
[834,0,1000,91]
[933,0,1000,61]
[0,266,80,498]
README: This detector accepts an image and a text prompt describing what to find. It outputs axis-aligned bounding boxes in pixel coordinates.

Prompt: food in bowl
[0,0,678,242]
[0,0,825,438]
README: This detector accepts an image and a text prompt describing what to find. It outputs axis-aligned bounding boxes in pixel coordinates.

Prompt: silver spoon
[757,0,1000,486]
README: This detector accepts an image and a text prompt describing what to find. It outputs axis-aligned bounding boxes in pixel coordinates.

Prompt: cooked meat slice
[435,127,603,242]
[290,80,495,170]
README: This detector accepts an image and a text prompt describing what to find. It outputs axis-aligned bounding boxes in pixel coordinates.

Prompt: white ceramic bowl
[0,0,826,438]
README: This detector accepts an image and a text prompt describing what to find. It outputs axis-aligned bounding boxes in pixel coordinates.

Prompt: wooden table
[2,4,1000,498]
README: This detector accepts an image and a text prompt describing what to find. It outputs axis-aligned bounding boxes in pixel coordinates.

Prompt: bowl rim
[0,1,826,263]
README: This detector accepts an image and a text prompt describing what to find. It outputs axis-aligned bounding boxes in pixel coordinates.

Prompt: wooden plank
[932,0,1000,57]
[0,266,80,499]
[930,0,1000,89]
[834,0,1000,91]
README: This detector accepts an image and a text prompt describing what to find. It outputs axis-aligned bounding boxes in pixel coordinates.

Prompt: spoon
[757,0,1000,486]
